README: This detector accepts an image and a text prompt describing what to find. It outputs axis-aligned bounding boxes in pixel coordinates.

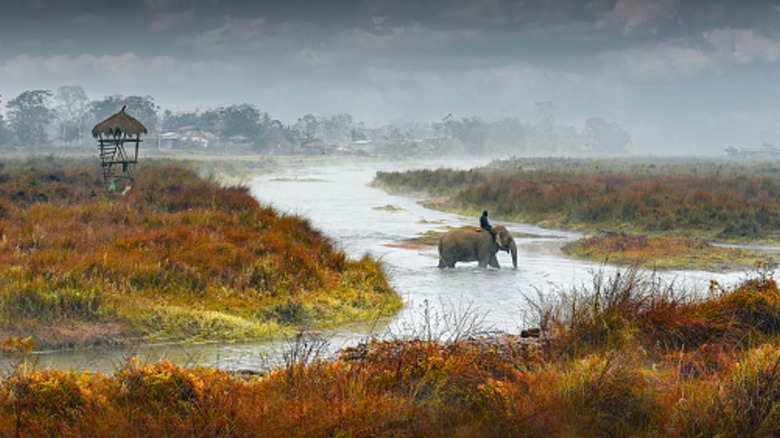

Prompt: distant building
[157,128,216,150]
[726,143,780,158]
[301,140,333,155]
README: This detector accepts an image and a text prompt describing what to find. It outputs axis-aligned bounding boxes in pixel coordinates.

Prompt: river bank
[0,158,401,353]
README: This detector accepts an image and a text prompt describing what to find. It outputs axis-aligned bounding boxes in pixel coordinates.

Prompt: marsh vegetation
[4,156,780,435]
[373,157,780,270]
[0,158,401,350]
[3,268,780,436]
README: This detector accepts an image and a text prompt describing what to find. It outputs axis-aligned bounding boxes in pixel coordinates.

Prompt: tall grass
[2,270,780,435]
[0,159,401,349]
[373,157,780,241]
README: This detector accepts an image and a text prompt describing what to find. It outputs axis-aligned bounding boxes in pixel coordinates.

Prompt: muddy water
[31,159,748,373]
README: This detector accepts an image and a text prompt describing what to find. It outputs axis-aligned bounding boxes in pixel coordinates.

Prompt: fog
[1,0,780,155]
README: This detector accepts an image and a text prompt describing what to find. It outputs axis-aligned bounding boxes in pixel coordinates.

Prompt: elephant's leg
[439,258,456,268]
[489,253,500,269]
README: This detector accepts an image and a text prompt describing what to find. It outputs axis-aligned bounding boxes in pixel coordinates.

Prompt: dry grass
[562,233,772,271]
[0,158,401,349]
[374,157,780,242]
[2,268,780,436]
[4,156,780,435]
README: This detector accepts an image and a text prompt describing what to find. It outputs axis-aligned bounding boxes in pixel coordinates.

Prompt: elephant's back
[440,226,479,242]
[449,225,480,234]
[439,226,481,249]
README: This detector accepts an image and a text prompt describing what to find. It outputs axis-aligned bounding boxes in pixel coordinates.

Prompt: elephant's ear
[495,232,503,247]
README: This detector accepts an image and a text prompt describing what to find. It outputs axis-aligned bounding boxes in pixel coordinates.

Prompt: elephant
[437,225,518,269]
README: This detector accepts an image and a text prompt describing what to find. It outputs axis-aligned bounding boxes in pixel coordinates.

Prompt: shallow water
[250,159,746,333]
[31,159,749,373]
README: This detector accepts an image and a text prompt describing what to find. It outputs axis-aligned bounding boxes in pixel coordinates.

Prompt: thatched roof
[91,106,148,138]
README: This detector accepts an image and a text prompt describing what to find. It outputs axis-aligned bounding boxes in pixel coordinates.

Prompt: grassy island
[373,157,780,270]
[0,159,401,350]
[562,233,770,272]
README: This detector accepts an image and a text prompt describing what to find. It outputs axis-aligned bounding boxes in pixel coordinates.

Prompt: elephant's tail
[437,237,446,268]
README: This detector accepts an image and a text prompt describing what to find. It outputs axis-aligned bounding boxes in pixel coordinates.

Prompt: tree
[584,117,631,155]
[0,96,9,146]
[218,104,264,140]
[444,115,489,154]
[488,118,529,154]
[262,119,298,153]
[89,95,159,132]
[198,109,221,134]
[54,85,89,144]
[320,113,354,144]
[351,125,367,142]
[533,100,558,154]
[6,90,54,147]
[294,114,320,143]
[161,109,200,132]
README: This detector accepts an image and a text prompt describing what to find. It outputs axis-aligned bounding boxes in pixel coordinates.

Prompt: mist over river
[34,159,749,373]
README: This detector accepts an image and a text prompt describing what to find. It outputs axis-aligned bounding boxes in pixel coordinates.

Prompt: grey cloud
[0,0,46,11]
[704,27,780,64]
[144,0,180,11]
[335,21,478,52]
[1,53,173,82]
[183,15,270,53]
[607,0,680,36]
[433,0,511,25]
[361,0,681,37]
[150,9,195,32]
[68,14,108,26]
[600,43,714,80]
[0,0,777,155]
[0,51,246,104]
[144,0,209,12]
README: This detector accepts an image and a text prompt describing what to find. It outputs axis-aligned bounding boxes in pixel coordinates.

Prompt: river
[30,159,749,373]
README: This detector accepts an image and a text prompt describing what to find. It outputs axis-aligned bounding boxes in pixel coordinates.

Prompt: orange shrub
[0,368,101,437]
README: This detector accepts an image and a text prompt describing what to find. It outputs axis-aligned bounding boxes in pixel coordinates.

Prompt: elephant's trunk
[509,239,518,269]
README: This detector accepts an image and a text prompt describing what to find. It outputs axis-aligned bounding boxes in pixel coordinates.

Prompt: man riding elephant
[438,223,518,269]
[480,210,496,240]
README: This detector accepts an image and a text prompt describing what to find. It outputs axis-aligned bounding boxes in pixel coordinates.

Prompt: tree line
[0,87,631,156]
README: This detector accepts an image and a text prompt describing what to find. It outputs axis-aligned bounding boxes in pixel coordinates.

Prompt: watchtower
[91,106,147,191]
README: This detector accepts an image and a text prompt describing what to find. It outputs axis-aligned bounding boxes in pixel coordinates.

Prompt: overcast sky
[1,0,779,155]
